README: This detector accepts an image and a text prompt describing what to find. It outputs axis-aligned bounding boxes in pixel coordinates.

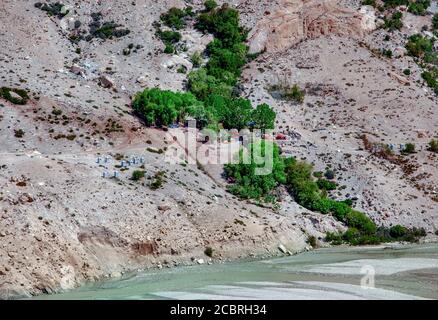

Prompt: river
[32,243,438,300]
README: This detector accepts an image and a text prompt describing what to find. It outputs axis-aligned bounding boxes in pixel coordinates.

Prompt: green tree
[188,69,232,100]
[132,88,203,126]
[221,98,252,130]
[251,103,276,129]
[160,7,188,30]
[224,140,286,200]
[405,34,434,58]
[204,0,218,12]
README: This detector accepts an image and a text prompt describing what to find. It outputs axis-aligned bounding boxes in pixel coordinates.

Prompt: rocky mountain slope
[0,0,437,298]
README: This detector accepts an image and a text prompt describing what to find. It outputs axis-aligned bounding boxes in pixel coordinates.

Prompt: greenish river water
[33,244,438,300]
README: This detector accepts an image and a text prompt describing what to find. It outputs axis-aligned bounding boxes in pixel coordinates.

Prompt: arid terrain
[0,0,437,299]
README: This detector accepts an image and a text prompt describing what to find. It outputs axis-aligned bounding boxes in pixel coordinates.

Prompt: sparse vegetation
[405,34,434,58]
[0,87,29,105]
[402,143,416,154]
[268,83,306,104]
[156,30,182,54]
[307,235,317,248]
[35,2,69,18]
[383,11,403,31]
[317,179,337,191]
[87,12,130,41]
[160,7,190,30]
[428,139,438,152]
[407,0,431,15]
[131,170,145,181]
[150,171,166,190]
[14,129,25,138]
[204,246,214,257]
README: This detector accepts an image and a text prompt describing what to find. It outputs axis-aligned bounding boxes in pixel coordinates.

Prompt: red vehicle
[275,133,287,140]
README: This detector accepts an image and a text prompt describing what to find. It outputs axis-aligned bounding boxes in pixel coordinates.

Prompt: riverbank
[29,243,438,300]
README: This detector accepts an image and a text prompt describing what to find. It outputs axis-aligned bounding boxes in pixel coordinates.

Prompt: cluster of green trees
[224,141,286,201]
[224,142,425,245]
[188,2,249,99]
[132,88,204,126]
[132,88,276,130]
[135,2,276,131]
[407,0,431,15]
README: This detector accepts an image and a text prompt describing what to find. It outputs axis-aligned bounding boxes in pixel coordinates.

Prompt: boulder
[99,75,115,88]
[278,244,288,254]
[70,65,85,76]
[8,90,23,101]
[158,205,171,212]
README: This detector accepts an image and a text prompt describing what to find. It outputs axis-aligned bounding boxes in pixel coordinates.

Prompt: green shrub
[402,143,416,154]
[403,68,411,76]
[307,235,317,248]
[433,14,438,30]
[196,4,247,48]
[160,7,188,30]
[324,169,335,180]
[204,0,218,12]
[362,0,376,6]
[93,22,130,39]
[35,2,69,18]
[157,30,181,43]
[428,139,438,152]
[188,69,232,100]
[0,87,29,105]
[150,171,165,190]
[14,129,25,138]
[345,210,377,235]
[342,228,361,242]
[389,225,408,238]
[316,179,337,191]
[408,0,430,15]
[382,49,393,58]
[405,34,434,58]
[269,84,305,103]
[421,71,438,94]
[132,170,145,181]
[383,11,403,31]
[251,103,276,130]
[204,246,214,257]
[325,232,343,245]
[190,52,203,68]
